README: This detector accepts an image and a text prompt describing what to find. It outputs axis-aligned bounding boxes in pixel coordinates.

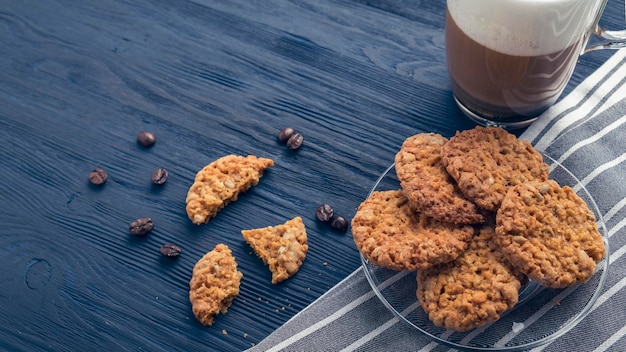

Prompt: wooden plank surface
[0,0,619,350]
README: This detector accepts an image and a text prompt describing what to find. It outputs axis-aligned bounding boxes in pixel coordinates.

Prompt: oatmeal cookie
[189,244,243,326]
[495,180,606,288]
[185,154,274,225]
[242,217,308,284]
[351,190,475,271]
[417,224,524,332]
[440,126,549,211]
[395,132,488,224]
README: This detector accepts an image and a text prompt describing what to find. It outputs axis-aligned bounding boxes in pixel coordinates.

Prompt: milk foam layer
[447,0,603,56]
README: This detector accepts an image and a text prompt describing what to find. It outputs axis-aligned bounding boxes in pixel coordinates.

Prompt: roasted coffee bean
[160,243,182,258]
[316,204,334,222]
[137,131,156,147]
[129,217,154,236]
[151,168,168,185]
[89,168,108,185]
[287,133,304,150]
[330,215,349,232]
[278,127,296,143]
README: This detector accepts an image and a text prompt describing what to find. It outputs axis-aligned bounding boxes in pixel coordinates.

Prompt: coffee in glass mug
[446,0,626,129]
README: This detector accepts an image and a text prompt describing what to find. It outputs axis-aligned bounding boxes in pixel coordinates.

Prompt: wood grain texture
[0,0,619,350]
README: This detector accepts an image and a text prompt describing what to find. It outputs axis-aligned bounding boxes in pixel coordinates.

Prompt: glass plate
[360,153,609,351]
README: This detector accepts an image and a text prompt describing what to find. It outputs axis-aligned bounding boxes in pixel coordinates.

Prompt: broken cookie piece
[185,154,274,225]
[242,217,308,284]
[189,244,243,326]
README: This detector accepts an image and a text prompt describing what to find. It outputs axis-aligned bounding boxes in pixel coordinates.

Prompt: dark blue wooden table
[0,0,620,350]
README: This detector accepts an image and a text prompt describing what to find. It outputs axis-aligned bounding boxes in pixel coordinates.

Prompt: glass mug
[446,0,626,129]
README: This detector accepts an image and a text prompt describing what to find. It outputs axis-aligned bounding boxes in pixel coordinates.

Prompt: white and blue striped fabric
[249,50,626,352]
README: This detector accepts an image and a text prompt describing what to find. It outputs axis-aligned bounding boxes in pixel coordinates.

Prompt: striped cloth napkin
[249,50,626,352]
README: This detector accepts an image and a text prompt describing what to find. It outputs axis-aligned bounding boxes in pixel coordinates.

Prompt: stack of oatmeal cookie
[351,126,606,332]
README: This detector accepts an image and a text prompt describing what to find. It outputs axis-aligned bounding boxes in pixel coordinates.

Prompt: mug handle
[586,3,626,52]
[590,27,626,50]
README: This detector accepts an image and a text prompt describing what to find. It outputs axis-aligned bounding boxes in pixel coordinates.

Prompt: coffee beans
[329,215,349,232]
[137,131,156,147]
[160,243,182,258]
[278,127,296,142]
[87,130,184,266]
[316,203,349,232]
[316,204,334,222]
[287,133,304,150]
[129,217,154,236]
[89,168,108,185]
[152,168,168,185]
[278,127,304,150]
